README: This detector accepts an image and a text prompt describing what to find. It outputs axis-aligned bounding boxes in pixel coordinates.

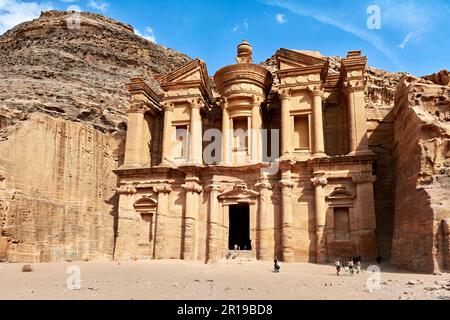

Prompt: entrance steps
[225,250,256,262]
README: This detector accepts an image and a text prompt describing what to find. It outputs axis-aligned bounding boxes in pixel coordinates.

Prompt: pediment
[276,48,327,70]
[158,58,213,101]
[159,59,209,85]
[134,197,157,213]
[219,183,259,205]
[326,187,355,201]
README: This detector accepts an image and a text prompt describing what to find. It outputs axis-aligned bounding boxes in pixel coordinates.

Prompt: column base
[312,152,328,159]
[348,150,376,157]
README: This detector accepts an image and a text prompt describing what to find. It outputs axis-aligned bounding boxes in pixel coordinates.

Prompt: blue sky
[1,0,449,76]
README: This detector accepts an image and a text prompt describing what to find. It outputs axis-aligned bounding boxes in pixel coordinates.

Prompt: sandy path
[0,260,449,300]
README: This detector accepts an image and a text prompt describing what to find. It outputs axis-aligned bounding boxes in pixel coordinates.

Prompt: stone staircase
[225,250,256,263]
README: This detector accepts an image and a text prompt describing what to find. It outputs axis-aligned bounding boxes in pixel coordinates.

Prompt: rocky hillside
[0,10,190,134]
[0,11,190,263]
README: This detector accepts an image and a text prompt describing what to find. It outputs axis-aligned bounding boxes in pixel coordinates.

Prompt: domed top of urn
[236,40,253,64]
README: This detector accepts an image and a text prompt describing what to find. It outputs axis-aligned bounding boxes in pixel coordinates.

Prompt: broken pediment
[158,58,213,101]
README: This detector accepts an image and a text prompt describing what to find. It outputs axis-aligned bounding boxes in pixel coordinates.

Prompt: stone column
[310,86,326,157]
[221,99,231,165]
[189,99,203,165]
[280,90,292,156]
[182,177,202,260]
[256,176,272,261]
[161,103,174,165]
[312,175,328,264]
[251,97,262,163]
[124,102,147,167]
[345,82,369,154]
[153,184,172,259]
[205,184,224,263]
[353,173,378,259]
[280,170,295,262]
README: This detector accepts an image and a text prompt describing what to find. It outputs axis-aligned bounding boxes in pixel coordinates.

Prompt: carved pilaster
[279,170,295,262]
[311,174,328,264]
[182,179,202,260]
[153,183,172,259]
[279,89,292,156]
[205,184,224,263]
[256,177,272,261]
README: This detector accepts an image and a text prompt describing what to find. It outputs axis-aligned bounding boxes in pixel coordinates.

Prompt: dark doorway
[229,204,251,251]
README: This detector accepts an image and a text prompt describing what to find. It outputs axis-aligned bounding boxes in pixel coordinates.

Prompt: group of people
[335,256,362,276]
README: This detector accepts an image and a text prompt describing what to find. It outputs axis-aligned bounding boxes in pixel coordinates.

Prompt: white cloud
[135,26,157,43]
[263,0,399,66]
[276,13,286,24]
[379,0,448,50]
[87,1,110,12]
[0,0,52,35]
[398,32,414,49]
[233,19,249,33]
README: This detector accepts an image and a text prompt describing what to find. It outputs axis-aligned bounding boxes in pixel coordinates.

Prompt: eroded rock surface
[392,76,450,273]
[0,11,190,262]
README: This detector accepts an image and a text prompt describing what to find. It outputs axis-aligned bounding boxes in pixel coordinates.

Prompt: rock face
[0,10,448,272]
[391,75,450,273]
[0,11,190,262]
[0,10,190,132]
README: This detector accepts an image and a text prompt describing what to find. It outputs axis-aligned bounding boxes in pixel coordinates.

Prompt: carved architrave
[205,184,225,194]
[218,183,259,206]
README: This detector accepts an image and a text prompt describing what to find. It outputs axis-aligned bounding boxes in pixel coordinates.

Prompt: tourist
[348,259,354,276]
[335,259,341,276]
[274,259,281,273]
[376,255,382,264]
[356,261,362,275]
[344,259,349,274]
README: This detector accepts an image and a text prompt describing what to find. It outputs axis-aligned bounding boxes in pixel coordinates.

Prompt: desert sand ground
[0,260,449,300]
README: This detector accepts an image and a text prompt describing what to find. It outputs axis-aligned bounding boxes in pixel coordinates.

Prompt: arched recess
[134,197,158,248]
[325,186,356,258]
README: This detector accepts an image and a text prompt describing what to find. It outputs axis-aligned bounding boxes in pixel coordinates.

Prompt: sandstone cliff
[0,11,190,262]
[391,75,450,273]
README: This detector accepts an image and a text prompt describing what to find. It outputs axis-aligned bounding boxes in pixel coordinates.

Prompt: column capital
[307,85,324,98]
[256,180,272,191]
[128,101,149,114]
[204,184,225,193]
[278,89,292,101]
[311,177,328,187]
[220,97,228,109]
[352,173,377,184]
[154,184,172,194]
[162,101,175,112]
[182,182,203,193]
[116,185,137,195]
[344,80,366,94]
[279,180,295,189]
[252,95,263,106]
[188,98,203,110]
